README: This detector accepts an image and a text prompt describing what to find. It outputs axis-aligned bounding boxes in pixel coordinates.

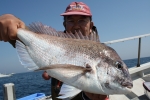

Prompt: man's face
[64,15,93,36]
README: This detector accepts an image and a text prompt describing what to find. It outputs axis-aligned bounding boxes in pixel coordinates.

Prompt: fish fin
[35,64,92,87]
[27,22,100,42]
[35,64,92,72]
[16,40,38,70]
[57,83,82,100]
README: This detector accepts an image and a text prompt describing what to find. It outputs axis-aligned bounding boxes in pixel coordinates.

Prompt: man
[0,2,109,100]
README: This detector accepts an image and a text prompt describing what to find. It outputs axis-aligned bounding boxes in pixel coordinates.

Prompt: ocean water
[0,56,150,100]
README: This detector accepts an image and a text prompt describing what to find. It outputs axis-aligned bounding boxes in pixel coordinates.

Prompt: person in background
[0,1,109,100]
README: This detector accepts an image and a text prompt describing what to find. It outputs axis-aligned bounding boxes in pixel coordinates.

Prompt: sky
[0,0,150,73]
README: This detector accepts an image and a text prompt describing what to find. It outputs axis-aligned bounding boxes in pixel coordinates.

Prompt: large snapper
[15,22,133,99]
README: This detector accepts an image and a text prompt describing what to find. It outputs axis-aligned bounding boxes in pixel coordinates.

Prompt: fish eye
[115,61,122,69]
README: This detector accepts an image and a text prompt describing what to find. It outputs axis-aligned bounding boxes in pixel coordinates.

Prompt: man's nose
[73,22,80,30]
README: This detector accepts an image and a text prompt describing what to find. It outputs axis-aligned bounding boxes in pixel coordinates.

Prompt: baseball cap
[60,2,92,16]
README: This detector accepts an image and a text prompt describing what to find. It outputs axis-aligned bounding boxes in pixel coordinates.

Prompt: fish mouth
[121,82,133,89]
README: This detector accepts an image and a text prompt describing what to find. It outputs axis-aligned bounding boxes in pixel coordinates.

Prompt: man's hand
[0,14,25,42]
[42,71,51,80]
[84,92,109,100]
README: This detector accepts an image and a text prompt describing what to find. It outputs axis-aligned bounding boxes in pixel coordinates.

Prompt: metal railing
[103,33,150,67]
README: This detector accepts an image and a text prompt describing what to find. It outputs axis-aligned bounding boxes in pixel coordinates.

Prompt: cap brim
[60,12,92,16]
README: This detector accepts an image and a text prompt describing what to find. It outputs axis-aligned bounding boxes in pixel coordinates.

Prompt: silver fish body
[16,23,133,97]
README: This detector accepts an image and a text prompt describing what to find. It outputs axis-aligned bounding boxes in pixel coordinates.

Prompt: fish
[15,22,133,99]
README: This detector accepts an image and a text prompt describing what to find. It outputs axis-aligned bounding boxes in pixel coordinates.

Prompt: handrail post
[3,83,16,100]
[137,38,141,67]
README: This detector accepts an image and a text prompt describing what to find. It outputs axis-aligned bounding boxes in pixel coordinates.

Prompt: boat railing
[103,33,150,67]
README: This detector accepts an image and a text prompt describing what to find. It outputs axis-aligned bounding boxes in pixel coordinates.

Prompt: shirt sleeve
[9,40,16,48]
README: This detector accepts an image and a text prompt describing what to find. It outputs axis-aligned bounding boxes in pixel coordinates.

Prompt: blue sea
[0,56,150,100]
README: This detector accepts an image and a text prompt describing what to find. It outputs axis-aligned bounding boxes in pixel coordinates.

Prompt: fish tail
[16,40,38,70]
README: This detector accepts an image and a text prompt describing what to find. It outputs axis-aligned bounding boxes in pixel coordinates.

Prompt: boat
[0,73,12,78]
[2,33,150,100]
